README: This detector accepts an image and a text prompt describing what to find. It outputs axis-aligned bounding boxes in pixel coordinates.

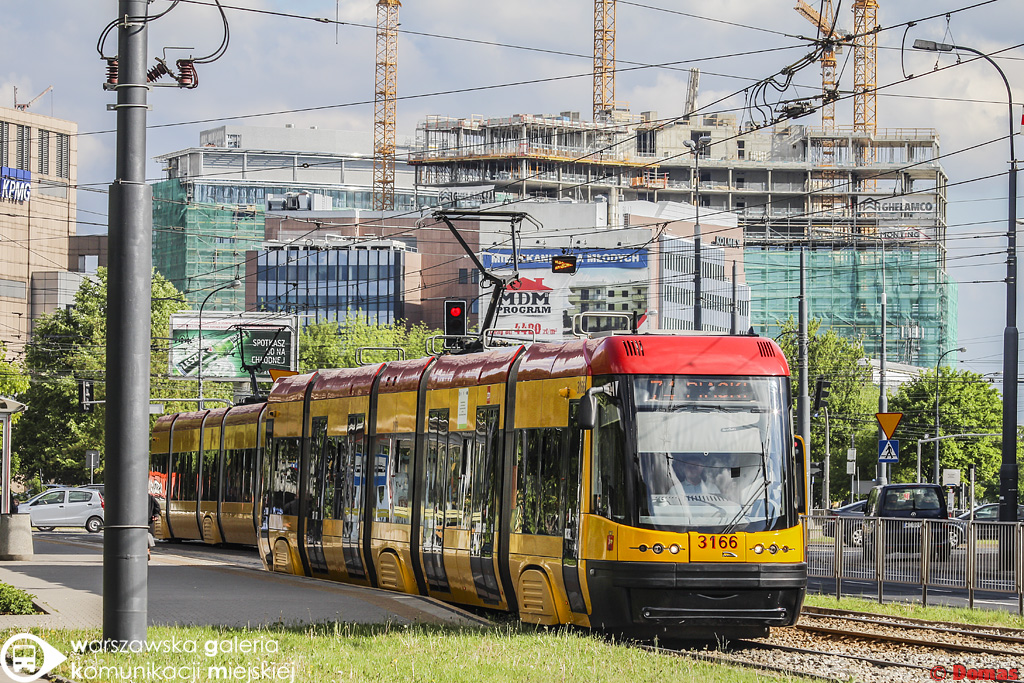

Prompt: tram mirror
[578,390,597,430]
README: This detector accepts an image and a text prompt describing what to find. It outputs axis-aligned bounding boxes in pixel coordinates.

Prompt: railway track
[656,606,1024,682]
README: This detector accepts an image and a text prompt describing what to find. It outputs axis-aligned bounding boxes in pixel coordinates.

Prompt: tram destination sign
[168,312,297,381]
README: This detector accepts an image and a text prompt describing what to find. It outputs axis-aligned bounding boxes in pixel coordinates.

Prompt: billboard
[168,313,297,381]
[480,248,650,340]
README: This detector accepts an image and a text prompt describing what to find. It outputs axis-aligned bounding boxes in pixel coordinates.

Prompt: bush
[0,582,37,615]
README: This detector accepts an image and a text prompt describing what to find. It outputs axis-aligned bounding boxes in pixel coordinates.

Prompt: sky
[2,0,1022,391]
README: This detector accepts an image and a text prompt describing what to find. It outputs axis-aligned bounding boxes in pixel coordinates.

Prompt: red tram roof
[268,372,318,403]
[378,357,435,394]
[517,340,589,381]
[585,335,790,377]
[223,402,266,426]
[427,347,522,390]
[311,364,384,400]
[170,410,209,430]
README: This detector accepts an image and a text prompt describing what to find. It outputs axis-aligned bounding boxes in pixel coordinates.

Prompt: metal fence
[805,513,1024,612]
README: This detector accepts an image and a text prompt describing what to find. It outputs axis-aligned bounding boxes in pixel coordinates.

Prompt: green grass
[803,593,1024,629]
[20,623,817,683]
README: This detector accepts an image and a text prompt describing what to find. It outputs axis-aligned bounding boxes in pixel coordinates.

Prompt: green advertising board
[169,315,296,380]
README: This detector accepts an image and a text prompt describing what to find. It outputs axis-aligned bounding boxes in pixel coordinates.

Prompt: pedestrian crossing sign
[878,439,899,463]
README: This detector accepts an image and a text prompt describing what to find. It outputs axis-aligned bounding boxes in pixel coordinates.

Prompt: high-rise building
[152,124,435,313]
[0,106,77,357]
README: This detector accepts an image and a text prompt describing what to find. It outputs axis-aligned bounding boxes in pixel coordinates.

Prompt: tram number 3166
[696,535,739,550]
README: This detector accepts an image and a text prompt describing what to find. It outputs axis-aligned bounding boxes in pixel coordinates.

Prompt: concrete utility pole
[103,0,152,646]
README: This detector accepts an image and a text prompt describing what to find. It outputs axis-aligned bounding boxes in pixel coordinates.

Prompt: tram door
[561,404,587,615]
[469,406,502,604]
[421,409,450,592]
[304,416,329,575]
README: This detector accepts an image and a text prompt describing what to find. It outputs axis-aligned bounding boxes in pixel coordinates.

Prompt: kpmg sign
[0,168,31,204]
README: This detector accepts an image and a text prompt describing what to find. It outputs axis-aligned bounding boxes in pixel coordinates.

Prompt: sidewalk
[0,536,490,632]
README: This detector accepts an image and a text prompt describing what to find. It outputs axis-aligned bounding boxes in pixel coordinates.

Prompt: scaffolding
[152,180,265,310]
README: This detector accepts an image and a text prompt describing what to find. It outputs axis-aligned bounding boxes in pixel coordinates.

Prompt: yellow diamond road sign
[876,412,903,440]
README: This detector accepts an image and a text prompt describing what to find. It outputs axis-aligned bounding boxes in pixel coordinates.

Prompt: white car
[24,487,105,533]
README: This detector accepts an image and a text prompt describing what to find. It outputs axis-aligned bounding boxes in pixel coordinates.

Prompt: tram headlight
[652,543,664,554]
[769,544,779,555]
[752,544,764,555]
[669,544,680,555]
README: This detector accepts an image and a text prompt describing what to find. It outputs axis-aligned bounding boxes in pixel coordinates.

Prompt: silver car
[24,487,105,533]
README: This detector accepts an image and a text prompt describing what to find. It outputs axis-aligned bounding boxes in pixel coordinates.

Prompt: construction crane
[852,0,878,137]
[793,0,839,131]
[683,69,700,120]
[373,0,400,211]
[593,0,616,122]
[13,85,53,112]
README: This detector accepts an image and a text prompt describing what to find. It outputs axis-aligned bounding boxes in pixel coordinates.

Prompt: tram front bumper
[585,560,806,637]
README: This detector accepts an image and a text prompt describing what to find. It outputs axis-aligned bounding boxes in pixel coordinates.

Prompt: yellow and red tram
[150,334,808,639]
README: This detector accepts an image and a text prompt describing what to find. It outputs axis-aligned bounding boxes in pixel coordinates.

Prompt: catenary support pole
[103,0,151,647]
[798,248,810,466]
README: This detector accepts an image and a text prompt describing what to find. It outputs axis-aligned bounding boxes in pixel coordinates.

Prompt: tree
[299,317,442,372]
[12,268,204,484]
[0,343,30,480]
[887,367,1003,500]
[776,318,876,506]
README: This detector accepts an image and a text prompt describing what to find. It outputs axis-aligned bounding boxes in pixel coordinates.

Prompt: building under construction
[409,112,955,366]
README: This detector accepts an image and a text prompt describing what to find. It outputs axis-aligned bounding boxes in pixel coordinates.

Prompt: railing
[806,513,1024,612]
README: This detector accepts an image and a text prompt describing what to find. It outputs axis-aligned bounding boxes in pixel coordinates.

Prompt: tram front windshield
[631,376,790,534]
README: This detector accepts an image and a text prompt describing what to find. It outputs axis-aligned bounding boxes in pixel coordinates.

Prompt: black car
[821,500,866,546]
[950,503,1024,548]
[861,483,952,560]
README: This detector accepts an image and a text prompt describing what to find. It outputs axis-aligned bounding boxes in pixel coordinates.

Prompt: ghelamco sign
[1,167,31,204]
[859,195,935,215]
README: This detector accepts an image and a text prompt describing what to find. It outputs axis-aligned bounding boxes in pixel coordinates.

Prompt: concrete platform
[0,536,490,631]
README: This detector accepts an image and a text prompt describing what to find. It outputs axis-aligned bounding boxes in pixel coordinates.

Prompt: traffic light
[444,300,467,337]
[551,255,578,274]
[808,461,824,477]
[79,380,94,413]
[814,378,832,411]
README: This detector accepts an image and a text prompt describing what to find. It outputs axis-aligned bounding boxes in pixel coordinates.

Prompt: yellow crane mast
[852,0,878,137]
[594,0,616,122]
[373,0,401,211]
[793,0,838,131]
[794,0,844,216]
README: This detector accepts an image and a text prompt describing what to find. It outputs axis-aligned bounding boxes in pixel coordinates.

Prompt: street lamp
[934,346,966,484]
[683,135,712,331]
[914,39,1018,524]
[198,278,242,409]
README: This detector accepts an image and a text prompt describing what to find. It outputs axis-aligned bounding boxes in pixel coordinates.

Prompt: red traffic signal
[444,300,467,337]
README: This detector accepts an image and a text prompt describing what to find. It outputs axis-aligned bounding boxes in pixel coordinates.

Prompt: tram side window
[150,450,168,498]
[470,407,500,548]
[391,438,412,524]
[445,438,464,528]
[240,448,255,503]
[540,428,564,536]
[591,395,628,523]
[201,448,219,502]
[272,438,301,515]
[459,436,474,524]
[222,449,238,502]
[342,415,366,541]
[374,438,391,522]
[171,451,198,501]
